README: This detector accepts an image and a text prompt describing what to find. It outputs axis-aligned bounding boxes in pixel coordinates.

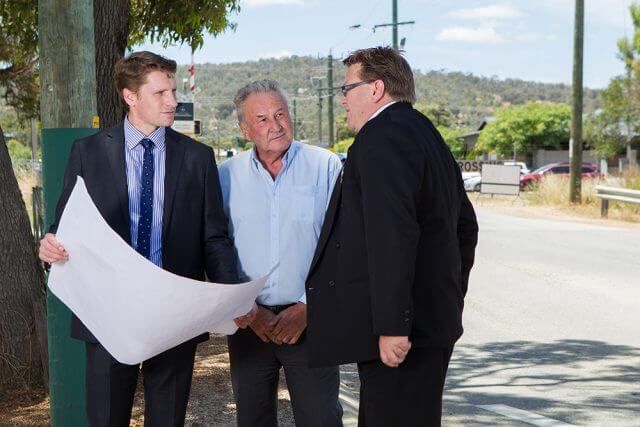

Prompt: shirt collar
[124,116,166,151]
[250,140,299,170]
[367,101,398,123]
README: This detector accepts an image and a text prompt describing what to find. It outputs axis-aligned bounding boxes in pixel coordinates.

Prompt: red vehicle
[520,162,601,189]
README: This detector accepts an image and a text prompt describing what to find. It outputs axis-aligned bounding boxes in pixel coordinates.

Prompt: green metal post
[39,0,97,425]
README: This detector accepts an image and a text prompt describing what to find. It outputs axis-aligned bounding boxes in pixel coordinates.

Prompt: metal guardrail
[595,185,640,218]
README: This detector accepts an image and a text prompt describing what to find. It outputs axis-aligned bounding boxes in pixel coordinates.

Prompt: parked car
[519,162,600,189]
[463,172,482,191]
[503,161,530,175]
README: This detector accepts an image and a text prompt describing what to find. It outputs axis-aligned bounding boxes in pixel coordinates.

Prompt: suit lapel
[308,174,343,275]
[162,129,185,242]
[104,123,131,243]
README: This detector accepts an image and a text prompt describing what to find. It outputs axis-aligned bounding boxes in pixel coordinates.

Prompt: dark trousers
[228,328,343,427]
[85,340,197,427]
[357,346,454,427]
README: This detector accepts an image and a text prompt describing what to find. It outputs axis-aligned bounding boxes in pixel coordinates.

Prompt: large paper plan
[48,177,271,365]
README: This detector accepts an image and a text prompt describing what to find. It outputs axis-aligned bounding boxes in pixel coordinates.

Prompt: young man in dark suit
[38,51,255,426]
[305,47,479,426]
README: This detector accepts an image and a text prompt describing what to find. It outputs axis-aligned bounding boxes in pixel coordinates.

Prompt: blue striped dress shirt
[218,141,342,305]
[124,117,166,267]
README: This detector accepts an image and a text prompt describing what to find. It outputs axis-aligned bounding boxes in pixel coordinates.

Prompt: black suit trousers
[228,328,343,427]
[357,346,454,427]
[85,341,197,427]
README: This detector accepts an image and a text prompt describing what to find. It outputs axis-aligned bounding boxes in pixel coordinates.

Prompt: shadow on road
[445,340,640,425]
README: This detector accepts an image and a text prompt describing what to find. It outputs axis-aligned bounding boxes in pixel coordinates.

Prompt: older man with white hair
[218,79,343,427]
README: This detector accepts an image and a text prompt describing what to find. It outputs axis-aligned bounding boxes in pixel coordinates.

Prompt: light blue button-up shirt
[218,141,342,305]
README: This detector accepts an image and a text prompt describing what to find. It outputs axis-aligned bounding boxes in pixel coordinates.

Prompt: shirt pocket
[291,185,318,224]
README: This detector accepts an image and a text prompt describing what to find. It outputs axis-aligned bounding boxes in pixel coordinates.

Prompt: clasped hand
[249,303,307,345]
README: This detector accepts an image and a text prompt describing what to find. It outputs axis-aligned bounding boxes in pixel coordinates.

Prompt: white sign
[480,164,521,196]
[171,120,195,135]
[457,160,500,173]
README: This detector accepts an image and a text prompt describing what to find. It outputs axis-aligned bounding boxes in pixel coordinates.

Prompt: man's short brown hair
[114,51,177,109]
[343,47,416,104]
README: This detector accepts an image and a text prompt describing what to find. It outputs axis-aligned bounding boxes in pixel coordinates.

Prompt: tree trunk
[93,0,129,129]
[0,125,48,393]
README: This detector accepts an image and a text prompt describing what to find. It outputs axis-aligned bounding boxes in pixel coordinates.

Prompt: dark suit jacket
[305,102,479,367]
[50,122,238,344]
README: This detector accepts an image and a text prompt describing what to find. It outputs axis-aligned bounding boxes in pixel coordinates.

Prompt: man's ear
[238,121,250,141]
[371,80,386,103]
[122,88,137,110]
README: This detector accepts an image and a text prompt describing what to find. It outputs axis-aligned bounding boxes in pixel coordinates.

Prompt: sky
[139,0,634,89]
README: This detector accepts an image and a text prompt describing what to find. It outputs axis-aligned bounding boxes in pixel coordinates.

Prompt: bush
[7,139,31,162]
[333,138,354,153]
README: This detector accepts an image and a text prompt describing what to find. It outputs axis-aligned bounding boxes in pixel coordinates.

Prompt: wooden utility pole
[569,0,584,203]
[327,52,335,148]
[40,0,97,128]
[39,0,97,425]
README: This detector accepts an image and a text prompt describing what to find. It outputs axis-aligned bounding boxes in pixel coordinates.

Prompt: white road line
[478,404,575,426]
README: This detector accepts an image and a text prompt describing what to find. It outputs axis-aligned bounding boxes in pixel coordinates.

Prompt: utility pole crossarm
[373,20,415,30]
[371,0,415,49]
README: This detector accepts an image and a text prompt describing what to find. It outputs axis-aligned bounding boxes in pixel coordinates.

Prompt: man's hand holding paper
[46,177,272,365]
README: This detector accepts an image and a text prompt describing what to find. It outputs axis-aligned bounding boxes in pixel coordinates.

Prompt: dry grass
[524,168,640,223]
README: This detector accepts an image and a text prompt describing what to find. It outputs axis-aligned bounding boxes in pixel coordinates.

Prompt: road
[339,207,640,426]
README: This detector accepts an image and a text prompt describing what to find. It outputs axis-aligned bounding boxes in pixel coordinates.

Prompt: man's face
[125,70,178,130]
[239,91,293,157]
[341,63,375,132]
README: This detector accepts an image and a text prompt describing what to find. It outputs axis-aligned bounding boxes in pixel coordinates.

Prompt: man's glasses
[339,81,370,96]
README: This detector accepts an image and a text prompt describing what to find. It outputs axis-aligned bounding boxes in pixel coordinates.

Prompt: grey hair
[233,79,288,123]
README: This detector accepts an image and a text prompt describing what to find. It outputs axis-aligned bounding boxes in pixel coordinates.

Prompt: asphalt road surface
[339,207,640,426]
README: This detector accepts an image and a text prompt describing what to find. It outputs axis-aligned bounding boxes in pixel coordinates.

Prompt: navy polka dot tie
[136,138,154,259]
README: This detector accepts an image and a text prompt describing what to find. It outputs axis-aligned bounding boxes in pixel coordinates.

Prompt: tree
[476,102,571,158]
[93,0,130,129]
[216,103,236,120]
[334,137,354,153]
[0,0,39,119]
[1,1,242,129]
[416,103,455,128]
[0,0,243,394]
[437,127,465,158]
[615,2,640,161]
[0,0,48,393]
[585,77,636,159]
[95,0,241,128]
[335,114,356,141]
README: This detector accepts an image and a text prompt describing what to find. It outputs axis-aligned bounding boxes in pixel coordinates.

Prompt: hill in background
[177,55,601,144]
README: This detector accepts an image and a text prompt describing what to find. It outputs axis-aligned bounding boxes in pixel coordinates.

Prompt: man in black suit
[305,47,479,426]
[38,51,255,426]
